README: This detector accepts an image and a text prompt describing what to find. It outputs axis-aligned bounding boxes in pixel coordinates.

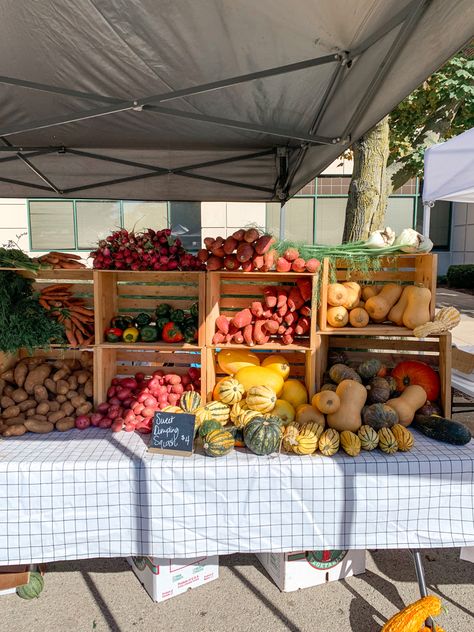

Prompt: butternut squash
[365,284,403,322]
[312,390,340,414]
[349,307,369,328]
[402,286,432,330]
[361,285,381,301]
[342,282,361,309]
[327,283,348,307]
[327,379,367,432]
[295,404,325,427]
[388,286,411,326]
[386,385,427,427]
[327,305,348,327]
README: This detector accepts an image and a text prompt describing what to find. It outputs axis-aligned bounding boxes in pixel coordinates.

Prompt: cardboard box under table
[128,556,218,602]
[257,550,365,592]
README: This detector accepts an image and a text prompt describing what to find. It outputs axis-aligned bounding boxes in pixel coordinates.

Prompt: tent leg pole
[279,203,286,240]
[411,549,434,629]
[422,203,431,237]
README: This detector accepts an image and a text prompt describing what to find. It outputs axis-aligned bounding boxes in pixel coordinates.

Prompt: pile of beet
[90,228,204,271]
[92,368,201,433]
[198,228,276,271]
[213,278,313,346]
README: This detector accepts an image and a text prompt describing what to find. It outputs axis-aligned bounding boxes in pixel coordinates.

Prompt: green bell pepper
[190,302,199,319]
[169,308,185,323]
[110,315,132,330]
[140,324,158,342]
[155,303,171,319]
[134,312,152,328]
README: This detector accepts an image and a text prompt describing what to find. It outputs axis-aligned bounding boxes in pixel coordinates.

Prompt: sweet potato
[277,325,286,335]
[254,234,275,255]
[263,249,275,271]
[288,287,304,311]
[243,324,254,347]
[56,380,70,395]
[24,364,51,394]
[295,317,310,335]
[211,246,225,258]
[13,362,28,388]
[225,333,234,343]
[223,236,238,254]
[3,424,26,436]
[33,385,48,402]
[253,320,270,345]
[1,395,15,409]
[24,420,54,433]
[270,313,283,324]
[44,378,57,393]
[251,301,264,318]
[212,332,225,344]
[197,248,209,263]
[215,316,230,335]
[281,333,294,345]
[299,305,311,317]
[56,417,75,432]
[263,320,279,334]
[262,308,273,319]
[236,243,254,263]
[233,332,244,344]
[252,255,264,270]
[84,379,93,399]
[213,236,225,249]
[36,402,50,416]
[231,309,252,329]
[11,388,28,403]
[3,405,20,419]
[263,287,277,308]
[277,287,288,309]
[48,410,66,424]
[276,257,292,272]
[284,312,297,326]
[277,303,288,317]
[244,228,259,243]
[19,399,37,412]
[296,278,312,302]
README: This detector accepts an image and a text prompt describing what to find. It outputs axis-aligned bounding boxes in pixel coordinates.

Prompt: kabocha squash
[387,285,411,326]
[312,391,340,414]
[391,424,414,451]
[402,285,432,330]
[235,408,260,428]
[217,349,260,375]
[327,380,367,432]
[386,376,398,395]
[391,360,440,401]
[235,366,284,396]
[413,415,471,445]
[203,429,234,457]
[215,378,244,405]
[329,364,362,384]
[246,385,277,413]
[341,282,361,309]
[319,428,340,456]
[296,404,325,427]
[365,284,403,322]
[381,595,442,632]
[244,416,283,455]
[199,419,222,438]
[280,379,308,408]
[386,385,427,427]
[365,377,390,404]
[378,427,398,454]
[362,403,398,429]
[261,355,290,380]
[16,571,44,600]
[271,399,296,425]
[349,307,369,328]
[327,306,349,328]
[327,283,348,307]
[358,425,379,450]
[340,430,361,456]
[180,391,202,413]
[357,359,382,381]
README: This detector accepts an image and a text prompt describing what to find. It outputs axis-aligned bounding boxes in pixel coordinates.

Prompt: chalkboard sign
[148,411,196,456]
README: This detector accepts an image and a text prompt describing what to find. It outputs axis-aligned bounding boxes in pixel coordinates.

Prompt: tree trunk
[342,116,390,243]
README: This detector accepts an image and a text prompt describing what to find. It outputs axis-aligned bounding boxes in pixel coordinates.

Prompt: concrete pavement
[436,287,474,348]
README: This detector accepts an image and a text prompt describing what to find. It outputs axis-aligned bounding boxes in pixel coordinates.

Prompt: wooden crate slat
[326,336,440,352]
[335,270,416,282]
[117,285,199,298]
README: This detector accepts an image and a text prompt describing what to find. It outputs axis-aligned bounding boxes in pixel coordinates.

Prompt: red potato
[99,418,113,429]
[90,413,103,426]
[75,415,91,430]
[255,235,276,255]
[206,255,224,271]
[263,287,277,308]
[111,420,124,433]
[141,407,155,418]
[97,402,110,415]
[244,228,259,243]
[223,237,238,254]
[236,243,254,263]
[165,375,181,385]
[276,257,292,272]
[107,386,116,399]
[231,308,252,329]
[291,258,306,273]
[121,378,138,390]
[216,316,230,335]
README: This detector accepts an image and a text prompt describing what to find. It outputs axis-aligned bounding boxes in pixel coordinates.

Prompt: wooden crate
[94,346,205,405]
[94,270,205,348]
[317,332,451,416]
[206,271,317,350]
[205,347,316,402]
[318,254,437,334]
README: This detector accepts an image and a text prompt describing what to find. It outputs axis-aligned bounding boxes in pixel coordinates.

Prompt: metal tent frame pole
[422,202,433,237]
[411,550,435,629]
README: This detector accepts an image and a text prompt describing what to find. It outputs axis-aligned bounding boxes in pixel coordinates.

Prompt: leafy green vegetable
[0,272,64,353]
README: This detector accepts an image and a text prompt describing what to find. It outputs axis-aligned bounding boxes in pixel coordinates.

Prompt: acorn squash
[244,416,282,455]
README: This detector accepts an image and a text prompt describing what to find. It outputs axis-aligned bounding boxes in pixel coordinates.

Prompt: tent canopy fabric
[423,127,474,204]
[0,0,473,201]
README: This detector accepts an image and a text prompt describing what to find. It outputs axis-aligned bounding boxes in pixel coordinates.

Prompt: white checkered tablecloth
[1,428,474,564]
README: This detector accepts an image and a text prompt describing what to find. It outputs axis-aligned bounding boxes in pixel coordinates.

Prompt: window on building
[76,201,121,249]
[386,198,415,236]
[123,201,168,232]
[266,198,314,242]
[29,200,75,250]
[169,202,202,251]
[315,198,347,244]
[417,199,451,250]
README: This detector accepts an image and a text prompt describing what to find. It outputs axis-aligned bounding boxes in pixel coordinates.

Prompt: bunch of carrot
[39,284,94,347]
[212,278,313,346]
[37,252,86,269]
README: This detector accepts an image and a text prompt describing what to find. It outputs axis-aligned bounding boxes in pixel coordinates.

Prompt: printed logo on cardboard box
[306,550,348,570]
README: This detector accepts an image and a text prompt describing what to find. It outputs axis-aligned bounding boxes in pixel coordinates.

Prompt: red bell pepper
[161,322,184,343]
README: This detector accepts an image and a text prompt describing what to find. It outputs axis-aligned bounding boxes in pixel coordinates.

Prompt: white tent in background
[422,127,474,235]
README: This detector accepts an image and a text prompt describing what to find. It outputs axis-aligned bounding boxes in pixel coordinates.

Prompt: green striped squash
[215,378,244,405]
[318,428,340,456]
[235,408,260,429]
[180,391,202,413]
[203,429,234,457]
[358,425,379,451]
[198,419,222,438]
[16,571,44,599]
[378,427,398,454]
[244,416,282,455]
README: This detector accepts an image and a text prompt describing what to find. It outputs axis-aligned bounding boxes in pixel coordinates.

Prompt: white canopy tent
[422,127,474,235]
